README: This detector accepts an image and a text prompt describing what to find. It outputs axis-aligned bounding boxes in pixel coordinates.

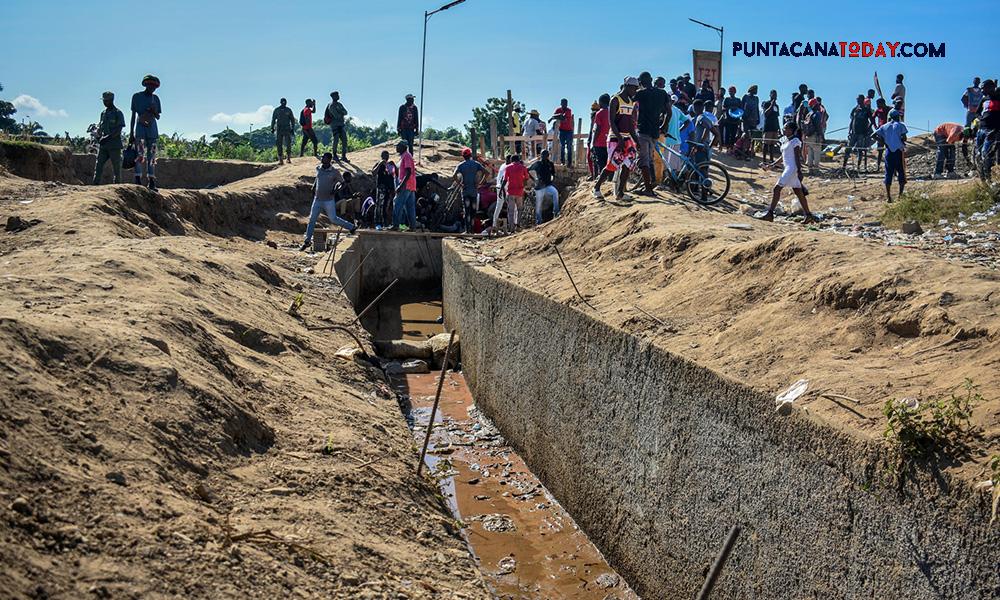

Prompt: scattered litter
[335,345,363,361]
[468,513,516,532]
[775,379,809,415]
[496,555,516,575]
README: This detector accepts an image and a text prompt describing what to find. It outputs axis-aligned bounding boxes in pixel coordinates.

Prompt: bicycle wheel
[686,161,731,205]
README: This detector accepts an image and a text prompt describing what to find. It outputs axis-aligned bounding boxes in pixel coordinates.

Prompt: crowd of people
[89,69,998,242]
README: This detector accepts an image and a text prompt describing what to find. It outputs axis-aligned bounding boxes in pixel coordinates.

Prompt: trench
[334,231,638,599]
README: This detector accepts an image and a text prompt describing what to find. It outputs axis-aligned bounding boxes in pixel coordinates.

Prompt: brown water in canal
[379,297,637,599]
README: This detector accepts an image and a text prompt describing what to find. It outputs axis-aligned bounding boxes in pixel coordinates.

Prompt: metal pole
[719,27,724,90]
[418,11,428,164]
[694,524,741,600]
[417,329,457,476]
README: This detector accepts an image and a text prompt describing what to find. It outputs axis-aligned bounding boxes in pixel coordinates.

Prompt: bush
[883,379,979,474]
[881,182,998,227]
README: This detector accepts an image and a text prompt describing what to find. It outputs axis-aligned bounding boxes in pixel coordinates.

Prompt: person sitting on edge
[301,153,356,251]
[873,109,908,202]
[529,149,559,224]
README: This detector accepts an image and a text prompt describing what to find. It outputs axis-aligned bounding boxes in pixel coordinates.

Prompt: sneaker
[399,224,409,232]
[134,176,142,185]
[760,212,774,222]
[299,240,311,252]
[591,188,604,199]
[375,225,383,231]
[341,155,349,162]
[148,178,158,192]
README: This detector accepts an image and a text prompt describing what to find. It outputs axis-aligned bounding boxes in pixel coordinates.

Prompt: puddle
[371,296,637,598]
[395,371,637,599]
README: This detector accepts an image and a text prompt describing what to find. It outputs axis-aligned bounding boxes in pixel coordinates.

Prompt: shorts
[777,167,802,188]
[637,133,656,169]
[605,138,637,172]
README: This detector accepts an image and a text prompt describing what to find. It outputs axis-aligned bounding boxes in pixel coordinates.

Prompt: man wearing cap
[873,110,908,202]
[93,92,125,185]
[592,76,640,201]
[325,91,349,161]
[453,147,487,232]
[548,99,575,166]
[271,98,296,165]
[129,74,161,191]
[397,94,419,154]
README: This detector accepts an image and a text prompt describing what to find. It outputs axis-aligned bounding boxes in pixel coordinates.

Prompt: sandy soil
[470,145,1000,483]
[0,149,490,598]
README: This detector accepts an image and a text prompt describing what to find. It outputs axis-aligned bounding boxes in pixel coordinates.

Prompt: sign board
[692,50,721,92]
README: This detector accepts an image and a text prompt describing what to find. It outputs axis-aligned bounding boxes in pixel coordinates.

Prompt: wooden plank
[506,90,514,156]
[490,117,498,157]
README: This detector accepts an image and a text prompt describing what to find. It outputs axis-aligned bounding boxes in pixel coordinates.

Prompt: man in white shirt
[892,73,906,110]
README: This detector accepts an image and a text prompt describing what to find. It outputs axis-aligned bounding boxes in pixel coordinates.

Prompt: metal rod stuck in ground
[695,524,741,600]
[336,248,375,297]
[417,329,456,477]
[552,244,596,311]
[351,278,398,325]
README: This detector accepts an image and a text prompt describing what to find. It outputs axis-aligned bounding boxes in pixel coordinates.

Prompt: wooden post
[479,132,488,157]
[506,90,514,156]
[489,117,498,158]
[471,129,478,159]
[576,117,584,170]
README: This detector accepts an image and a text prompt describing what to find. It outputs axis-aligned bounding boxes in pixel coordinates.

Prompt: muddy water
[386,301,637,599]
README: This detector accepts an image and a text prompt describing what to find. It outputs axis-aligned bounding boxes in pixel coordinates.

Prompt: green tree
[468,97,524,149]
[0,83,18,133]
[423,126,469,146]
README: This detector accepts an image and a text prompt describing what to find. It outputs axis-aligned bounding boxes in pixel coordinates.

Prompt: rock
[334,345,364,362]
[428,332,460,369]
[496,555,516,575]
[595,573,620,588]
[5,216,41,232]
[246,261,285,287]
[265,240,278,249]
[105,471,127,486]
[263,486,296,496]
[400,359,430,374]
[374,339,432,360]
[900,221,923,235]
[10,496,31,515]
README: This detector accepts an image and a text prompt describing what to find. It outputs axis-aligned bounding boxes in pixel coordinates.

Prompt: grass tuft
[881,182,998,227]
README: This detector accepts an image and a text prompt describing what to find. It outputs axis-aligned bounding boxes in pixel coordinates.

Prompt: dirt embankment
[0,141,278,190]
[479,174,1000,481]
[0,157,489,598]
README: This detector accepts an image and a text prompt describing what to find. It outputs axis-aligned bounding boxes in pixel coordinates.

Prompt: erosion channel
[333,231,638,599]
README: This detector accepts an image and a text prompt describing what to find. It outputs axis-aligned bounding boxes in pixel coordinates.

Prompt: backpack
[323,105,333,125]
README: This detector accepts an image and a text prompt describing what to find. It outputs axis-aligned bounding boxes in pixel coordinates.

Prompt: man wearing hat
[397,94,419,154]
[93,92,125,185]
[522,109,543,159]
[325,91,349,161]
[129,74,161,190]
[271,98,296,165]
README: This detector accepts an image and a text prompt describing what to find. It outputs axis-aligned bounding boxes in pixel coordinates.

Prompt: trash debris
[724,223,753,230]
[775,379,809,415]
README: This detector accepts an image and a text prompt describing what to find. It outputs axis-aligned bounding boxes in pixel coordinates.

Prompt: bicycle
[628,138,731,204]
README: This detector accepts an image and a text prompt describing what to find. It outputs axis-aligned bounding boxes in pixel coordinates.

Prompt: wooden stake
[417,329,456,476]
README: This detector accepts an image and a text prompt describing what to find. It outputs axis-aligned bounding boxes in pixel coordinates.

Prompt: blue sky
[2,0,996,139]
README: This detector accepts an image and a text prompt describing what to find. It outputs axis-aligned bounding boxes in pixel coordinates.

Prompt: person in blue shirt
[873,110,908,202]
[129,74,162,191]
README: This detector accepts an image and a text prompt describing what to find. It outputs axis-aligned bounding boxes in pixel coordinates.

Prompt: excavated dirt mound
[0,158,489,597]
[475,167,1000,483]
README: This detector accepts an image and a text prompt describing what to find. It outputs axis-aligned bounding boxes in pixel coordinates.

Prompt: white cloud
[210,105,273,126]
[12,95,68,118]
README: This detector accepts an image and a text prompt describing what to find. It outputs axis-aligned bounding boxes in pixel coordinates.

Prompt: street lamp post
[689,18,724,89]
[418,0,467,163]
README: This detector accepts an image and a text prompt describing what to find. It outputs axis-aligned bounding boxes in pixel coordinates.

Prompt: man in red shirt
[589,94,611,182]
[549,99,575,165]
[392,141,418,230]
[497,155,534,233]
[299,99,318,157]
